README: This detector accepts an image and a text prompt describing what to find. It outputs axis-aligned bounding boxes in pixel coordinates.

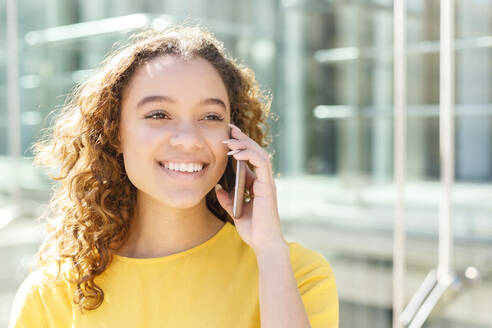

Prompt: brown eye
[146,111,168,120]
[204,114,224,121]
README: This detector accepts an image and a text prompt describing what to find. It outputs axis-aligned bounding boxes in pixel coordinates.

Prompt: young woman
[9,25,338,328]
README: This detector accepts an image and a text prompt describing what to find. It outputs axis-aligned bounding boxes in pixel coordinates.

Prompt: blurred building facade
[0,0,491,327]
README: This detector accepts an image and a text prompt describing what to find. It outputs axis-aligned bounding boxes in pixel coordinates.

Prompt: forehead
[122,55,230,105]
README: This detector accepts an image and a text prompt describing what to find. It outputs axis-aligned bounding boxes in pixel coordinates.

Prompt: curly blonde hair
[30,24,273,313]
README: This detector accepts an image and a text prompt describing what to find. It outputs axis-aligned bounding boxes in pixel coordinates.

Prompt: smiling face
[119,55,231,208]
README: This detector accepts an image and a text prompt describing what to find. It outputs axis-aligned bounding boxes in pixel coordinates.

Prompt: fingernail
[215,184,223,191]
[221,139,231,144]
[227,149,241,156]
[228,123,240,130]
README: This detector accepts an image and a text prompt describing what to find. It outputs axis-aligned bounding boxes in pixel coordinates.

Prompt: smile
[163,161,204,172]
[157,161,208,179]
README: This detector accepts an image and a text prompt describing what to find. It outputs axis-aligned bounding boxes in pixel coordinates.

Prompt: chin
[161,194,206,208]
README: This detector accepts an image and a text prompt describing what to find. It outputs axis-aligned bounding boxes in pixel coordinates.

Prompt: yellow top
[8,221,338,328]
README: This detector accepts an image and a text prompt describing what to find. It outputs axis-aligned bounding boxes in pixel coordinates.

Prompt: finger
[228,124,272,166]
[223,137,271,173]
[223,137,264,154]
[221,139,247,151]
[229,149,273,189]
[229,124,251,142]
[244,162,256,191]
[214,184,234,218]
[215,184,248,220]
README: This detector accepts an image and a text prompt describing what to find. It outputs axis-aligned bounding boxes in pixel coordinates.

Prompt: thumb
[215,184,233,217]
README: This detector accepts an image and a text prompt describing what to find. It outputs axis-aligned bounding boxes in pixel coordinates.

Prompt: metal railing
[393,1,482,327]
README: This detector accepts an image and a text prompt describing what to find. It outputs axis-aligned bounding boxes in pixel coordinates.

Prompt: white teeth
[163,162,204,172]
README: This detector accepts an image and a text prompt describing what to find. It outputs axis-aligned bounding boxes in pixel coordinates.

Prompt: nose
[169,123,205,150]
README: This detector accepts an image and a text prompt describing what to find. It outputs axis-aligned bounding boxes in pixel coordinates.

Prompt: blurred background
[1,0,491,327]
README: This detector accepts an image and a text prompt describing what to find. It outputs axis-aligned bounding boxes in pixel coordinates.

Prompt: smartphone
[232,158,246,219]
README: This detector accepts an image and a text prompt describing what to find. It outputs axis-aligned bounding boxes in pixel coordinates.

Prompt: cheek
[122,124,159,150]
[205,132,229,171]
[210,132,230,156]
[213,125,231,141]
[120,126,162,174]
[199,124,229,149]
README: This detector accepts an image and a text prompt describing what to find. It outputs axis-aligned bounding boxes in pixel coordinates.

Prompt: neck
[113,192,226,259]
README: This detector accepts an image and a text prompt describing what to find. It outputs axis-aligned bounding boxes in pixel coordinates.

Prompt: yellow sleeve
[289,242,339,328]
[8,270,49,328]
[8,267,73,328]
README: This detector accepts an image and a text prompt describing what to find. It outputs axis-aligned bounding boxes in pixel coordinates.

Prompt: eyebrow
[136,95,227,112]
